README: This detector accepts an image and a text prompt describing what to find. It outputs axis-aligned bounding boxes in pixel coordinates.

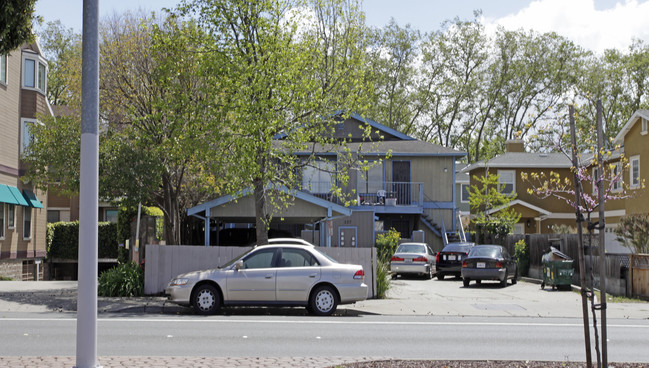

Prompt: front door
[339,226,358,248]
[392,161,411,205]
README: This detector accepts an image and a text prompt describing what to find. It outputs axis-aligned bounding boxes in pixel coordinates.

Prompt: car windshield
[469,247,500,258]
[396,244,426,253]
[220,248,252,268]
[442,243,473,253]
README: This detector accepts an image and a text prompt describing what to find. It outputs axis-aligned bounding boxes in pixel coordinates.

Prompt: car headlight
[170,278,189,286]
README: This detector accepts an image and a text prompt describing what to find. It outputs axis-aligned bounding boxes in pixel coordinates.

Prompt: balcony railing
[300,181,423,207]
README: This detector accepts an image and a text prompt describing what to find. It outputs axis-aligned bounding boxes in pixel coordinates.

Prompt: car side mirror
[235,260,244,270]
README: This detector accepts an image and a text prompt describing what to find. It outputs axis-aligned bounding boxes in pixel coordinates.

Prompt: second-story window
[1,54,7,85]
[358,161,383,194]
[497,170,515,195]
[22,53,47,94]
[21,118,37,153]
[612,162,622,192]
[23,207,32,240]
[461,183,470,203]
[302,159,335,194]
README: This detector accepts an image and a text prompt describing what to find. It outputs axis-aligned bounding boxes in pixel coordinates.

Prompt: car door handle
[309,273,317,278]
[265,274,273,279]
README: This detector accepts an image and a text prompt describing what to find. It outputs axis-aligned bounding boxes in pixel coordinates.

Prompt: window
[23,207,32,239]
[1,54,7,85]
[105,209,118,223]
[0,203,4,239]
[498,170,515,194]
[302,159,335,194]
[47,210,60,223]
[22,53,47,93]
[21,118,37,153]
[612,162,622,192]
[631,156,640,188]
[242,248,276,269]
[643,119,648,135]
[280,248,319,267]
[357,161,383,194]
[8,204,15,228]
[461,183,470,203]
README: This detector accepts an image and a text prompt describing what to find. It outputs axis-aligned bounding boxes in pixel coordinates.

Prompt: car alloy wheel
[309,285,338,316]
[192,284,220,315]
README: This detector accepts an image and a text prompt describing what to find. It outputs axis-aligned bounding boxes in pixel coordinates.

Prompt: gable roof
[347,113,415,141]
[613,110,649,145]
[463,152,572,172]
[486,199,551,216]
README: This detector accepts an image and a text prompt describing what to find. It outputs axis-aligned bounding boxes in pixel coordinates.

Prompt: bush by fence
[47,221,119,260]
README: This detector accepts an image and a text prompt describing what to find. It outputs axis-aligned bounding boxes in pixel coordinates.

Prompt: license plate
[405,259,412,263]
[477,262,486,268]
[448,255,456,261]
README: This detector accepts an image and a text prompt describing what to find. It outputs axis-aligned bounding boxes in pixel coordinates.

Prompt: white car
[166,243,368,316]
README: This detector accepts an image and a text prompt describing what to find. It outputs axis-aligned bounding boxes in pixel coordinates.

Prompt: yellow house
[613,110,649,217]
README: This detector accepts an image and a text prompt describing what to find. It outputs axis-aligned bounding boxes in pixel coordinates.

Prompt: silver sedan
[390,242,436,279]
[165,243,368,316]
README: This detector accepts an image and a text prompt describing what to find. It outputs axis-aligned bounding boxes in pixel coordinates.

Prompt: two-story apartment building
[187,114,466,251]
[0,42,50,280]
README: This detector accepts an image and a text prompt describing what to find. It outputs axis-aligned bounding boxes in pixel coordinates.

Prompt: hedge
[47,221,118,260]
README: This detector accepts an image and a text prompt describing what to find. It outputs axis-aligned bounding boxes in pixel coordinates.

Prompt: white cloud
[481,0,649,54]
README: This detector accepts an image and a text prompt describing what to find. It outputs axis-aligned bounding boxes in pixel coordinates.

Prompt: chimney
[506,139,525,153]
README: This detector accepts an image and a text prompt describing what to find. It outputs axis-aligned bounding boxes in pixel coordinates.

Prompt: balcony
[300,181,424,208]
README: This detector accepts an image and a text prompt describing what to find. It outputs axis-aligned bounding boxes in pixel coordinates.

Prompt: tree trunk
[160,173,181,245]
[253,178,269,246]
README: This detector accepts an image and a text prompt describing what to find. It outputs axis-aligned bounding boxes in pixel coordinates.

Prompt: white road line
[0,317,648,329]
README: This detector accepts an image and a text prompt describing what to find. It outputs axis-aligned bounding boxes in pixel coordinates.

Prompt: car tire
[500,272,508,287]
[309,285,338,316]
[475,279,481,285]
[463,278,470,287]
[192,284,221,315]
[427,267,433,280]
[392,273,398,280]
[437,273,444,281]
[511,273,517,285]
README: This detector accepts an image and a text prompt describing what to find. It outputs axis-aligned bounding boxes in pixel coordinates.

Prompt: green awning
[0,184,29,206]
[22,189,43,208]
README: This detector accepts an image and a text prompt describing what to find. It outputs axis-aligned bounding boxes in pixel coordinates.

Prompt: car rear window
[396,244,426,253]
[442,243,473,253]
[469,246,500,258]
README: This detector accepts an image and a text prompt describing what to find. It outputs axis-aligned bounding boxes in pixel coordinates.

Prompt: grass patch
[0,276,13,281]
[574,289,647,303]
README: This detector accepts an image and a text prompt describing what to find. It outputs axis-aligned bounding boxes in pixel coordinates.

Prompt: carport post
[204,208,211,246]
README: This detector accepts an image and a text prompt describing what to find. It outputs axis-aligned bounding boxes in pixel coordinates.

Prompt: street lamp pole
[76,0,100,367]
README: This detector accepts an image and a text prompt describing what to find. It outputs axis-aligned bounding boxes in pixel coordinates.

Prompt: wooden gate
[630,254,649,299]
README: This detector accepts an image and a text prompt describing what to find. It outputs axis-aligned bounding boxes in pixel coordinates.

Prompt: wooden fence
[484,233,635,297]
[144,244,377,298]
[630,254,649,299]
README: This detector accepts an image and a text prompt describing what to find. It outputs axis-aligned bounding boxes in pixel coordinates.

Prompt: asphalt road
[0,313,648,362]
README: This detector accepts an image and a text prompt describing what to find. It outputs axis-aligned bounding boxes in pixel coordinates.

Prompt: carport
[187,186,352,247]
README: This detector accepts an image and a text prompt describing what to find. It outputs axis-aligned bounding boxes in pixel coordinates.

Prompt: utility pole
[76,0,100,367]
[596,99,608,367]
[569,105,593,368]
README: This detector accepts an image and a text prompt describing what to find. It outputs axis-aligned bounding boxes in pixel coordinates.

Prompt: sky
[35,0,649,54]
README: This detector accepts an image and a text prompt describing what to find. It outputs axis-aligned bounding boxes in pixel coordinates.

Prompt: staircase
[420,211,467,245]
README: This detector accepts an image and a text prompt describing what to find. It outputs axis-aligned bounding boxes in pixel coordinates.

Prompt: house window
[357,161,383,194]
[1,54,7,85]
[22,53,47,93]
[105,209,118,223]
[23,207,32,239]
[8,204,15,228]
[461,183,470,203]
[302,159,335,194]
[47,210,60,223]
[612,162,622,192]
[21,118,37,153]
[497,170,515,194]
[0,203,4,239]
[642,119,648,135]
[630,156,640,188]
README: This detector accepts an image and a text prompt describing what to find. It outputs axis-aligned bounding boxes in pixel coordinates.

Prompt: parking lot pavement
[348,277,649,319]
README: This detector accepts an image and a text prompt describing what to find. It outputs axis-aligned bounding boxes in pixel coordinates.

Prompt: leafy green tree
[0,0,38,54]
[38,20,82,106]
[180,0,372,245]
[468,171,521,240]
[615,214,649,254]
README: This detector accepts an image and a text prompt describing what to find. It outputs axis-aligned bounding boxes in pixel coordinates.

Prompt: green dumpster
[540,247,574,291]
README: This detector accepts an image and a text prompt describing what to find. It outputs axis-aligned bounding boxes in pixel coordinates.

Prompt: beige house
[0,42,51,280]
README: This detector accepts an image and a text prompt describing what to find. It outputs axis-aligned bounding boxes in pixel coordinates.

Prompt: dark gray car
[461,245,517,287]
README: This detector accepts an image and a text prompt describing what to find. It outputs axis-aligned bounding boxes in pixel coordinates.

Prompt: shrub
[375,260,391,299]
[375,228,401,298]
[514,239,530,277]
[47,221,118,260]
[98,262,144,297]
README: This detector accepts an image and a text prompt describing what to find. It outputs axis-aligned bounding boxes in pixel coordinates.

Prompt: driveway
[350,277,649,319]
